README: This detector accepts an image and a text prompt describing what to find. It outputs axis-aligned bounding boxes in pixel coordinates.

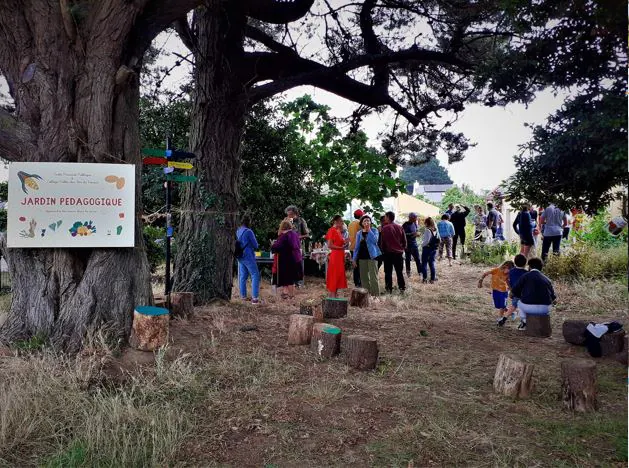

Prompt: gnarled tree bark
[0,0,200,352]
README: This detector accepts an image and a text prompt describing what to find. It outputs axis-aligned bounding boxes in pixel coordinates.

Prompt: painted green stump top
[322,325,341,335]
[325,297,348,302]
[135,306,169,316]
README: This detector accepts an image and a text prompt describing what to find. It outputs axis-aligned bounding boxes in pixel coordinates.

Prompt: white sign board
[7,162,135,248]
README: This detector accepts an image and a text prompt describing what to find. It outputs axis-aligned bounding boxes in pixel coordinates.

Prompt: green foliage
[399,159,453,185]
[544,245,627,281]
[505,90,627,215]
[14,333,48,352]
[440,185,485,213]
[143,225,165,273]
[241,96,404,244]
[0,181,7,201]
[468,241,520,266]
[572,210,628,249]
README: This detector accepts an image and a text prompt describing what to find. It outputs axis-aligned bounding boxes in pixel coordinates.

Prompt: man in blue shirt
[402,213,421,277]
[236,215,261,304]
[437,214,455,266]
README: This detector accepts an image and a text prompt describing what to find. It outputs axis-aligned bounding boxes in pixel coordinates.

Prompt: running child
[478,260,515,326]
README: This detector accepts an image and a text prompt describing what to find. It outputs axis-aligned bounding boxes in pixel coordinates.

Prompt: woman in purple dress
[271,219,303,299]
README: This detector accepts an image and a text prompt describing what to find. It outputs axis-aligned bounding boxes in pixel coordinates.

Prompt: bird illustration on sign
[17,171,43,194]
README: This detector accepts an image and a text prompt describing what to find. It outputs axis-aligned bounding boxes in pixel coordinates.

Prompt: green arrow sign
[167,174,197,183]
[141,148,165,157]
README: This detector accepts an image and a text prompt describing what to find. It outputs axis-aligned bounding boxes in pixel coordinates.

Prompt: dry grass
[0,261,627,467]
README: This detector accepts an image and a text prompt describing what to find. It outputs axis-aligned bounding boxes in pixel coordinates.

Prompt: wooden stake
[560,359,597,412]
[322,297,348,319]
[349,288,370,308]
[344,335,378,370]
[310,323,341,358]
[493,353,534,399]
[129,306,169,351]
[288,314,314,345]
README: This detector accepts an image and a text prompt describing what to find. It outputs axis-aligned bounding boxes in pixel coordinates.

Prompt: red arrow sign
[142,157,167,165]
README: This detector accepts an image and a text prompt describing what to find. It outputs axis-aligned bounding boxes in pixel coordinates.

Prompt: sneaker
[251,298,261,305]
[422,279,428,284]
[517,322,527,331]
[496,317,507,327]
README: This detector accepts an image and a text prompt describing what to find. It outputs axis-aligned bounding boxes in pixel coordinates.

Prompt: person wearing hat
[348,208,364,287]
[402,212,422,277]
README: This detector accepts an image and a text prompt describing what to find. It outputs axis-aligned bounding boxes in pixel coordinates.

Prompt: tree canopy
[439,185,485,213]
[399,159,453,185]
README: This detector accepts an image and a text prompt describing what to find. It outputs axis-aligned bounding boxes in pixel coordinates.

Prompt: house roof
[419,184,453,192]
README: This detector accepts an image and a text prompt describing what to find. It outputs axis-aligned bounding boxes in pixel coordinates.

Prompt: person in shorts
[478,260,515,326]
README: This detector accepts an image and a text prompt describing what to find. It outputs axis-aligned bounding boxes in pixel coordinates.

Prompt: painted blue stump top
[135,306,169,316]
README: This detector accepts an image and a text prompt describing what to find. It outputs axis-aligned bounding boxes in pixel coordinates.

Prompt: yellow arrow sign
[168,161,193,170]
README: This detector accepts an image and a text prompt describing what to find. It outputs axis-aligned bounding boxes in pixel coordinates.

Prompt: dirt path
[146,262,628,467]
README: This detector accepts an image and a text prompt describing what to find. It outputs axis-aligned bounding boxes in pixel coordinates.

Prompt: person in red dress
[325,215,349,297]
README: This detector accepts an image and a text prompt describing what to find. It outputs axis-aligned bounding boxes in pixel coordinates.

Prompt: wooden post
[288,314,314,345]
[300,299,324,323]
[493,354,535,399]
[562,320,588,345]
[344,335,378,370]
[310,323,341,358]
[129,306,169,351]
[153,293,167,309]
[170,292,194,318]
[600,330,626,357]
[525,315,552,338]
[560,359,597,412]
[322,297,348,319]
[349,288,370,308]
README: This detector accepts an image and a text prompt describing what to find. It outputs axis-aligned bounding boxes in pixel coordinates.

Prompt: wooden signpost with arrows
[142,138,197,308]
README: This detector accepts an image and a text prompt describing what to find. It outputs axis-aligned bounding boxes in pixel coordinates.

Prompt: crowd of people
[234,203,565,330]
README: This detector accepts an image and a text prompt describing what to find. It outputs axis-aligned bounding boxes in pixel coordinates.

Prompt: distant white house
[411,182,454,204]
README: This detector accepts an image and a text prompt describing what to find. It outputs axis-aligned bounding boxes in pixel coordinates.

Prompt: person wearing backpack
[420,217,439,284]
[236,215,261,304]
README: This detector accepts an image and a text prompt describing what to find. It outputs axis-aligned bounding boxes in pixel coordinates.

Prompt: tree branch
[245,24,298,56]
[359,0,388,92]
[0,107,36,162]
[174,16,197,52]
[126,0,203,67]
[240,0,315,24]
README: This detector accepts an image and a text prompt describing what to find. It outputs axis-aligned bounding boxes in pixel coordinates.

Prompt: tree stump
[560,359,597,412]
[300,299,324,323]
[288,314,314,345]
[600,330,626,357]
[170,292,194,318]
[615,336,628,365]
[344,335,378,370]
[322,298,348,319]
[129,306,169,351]
[349,288,370,308]
[310,323,341,358]
[562,320,588,345]
[153,293,167,309]
[525,314,552,338]
[493,354,535,399]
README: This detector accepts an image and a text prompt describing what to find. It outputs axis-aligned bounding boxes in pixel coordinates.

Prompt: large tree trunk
[0,1,196,351]
[173,2,247,302]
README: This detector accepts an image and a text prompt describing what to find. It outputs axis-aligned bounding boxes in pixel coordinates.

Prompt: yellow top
[348,220,360,251]
[490,267,509,292]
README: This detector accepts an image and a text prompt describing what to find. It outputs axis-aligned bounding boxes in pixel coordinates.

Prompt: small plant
[14,333,48,352]
[468,241,520,266]
[544,245,627,281]
[572,210,628,249]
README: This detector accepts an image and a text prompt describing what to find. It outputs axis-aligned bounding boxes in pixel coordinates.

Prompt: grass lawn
[0,261,626,467]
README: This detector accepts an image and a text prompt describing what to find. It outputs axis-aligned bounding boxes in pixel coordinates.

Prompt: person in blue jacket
[236,215,261,304]
[352,215,381,298]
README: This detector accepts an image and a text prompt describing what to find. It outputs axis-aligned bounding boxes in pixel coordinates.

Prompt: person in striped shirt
[437,214,455,266]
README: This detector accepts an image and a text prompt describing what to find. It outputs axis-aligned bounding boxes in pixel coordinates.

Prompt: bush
[143,225,165,273]
[543,245,627,281]
[572,210,627,249]
[468,241,520,266]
